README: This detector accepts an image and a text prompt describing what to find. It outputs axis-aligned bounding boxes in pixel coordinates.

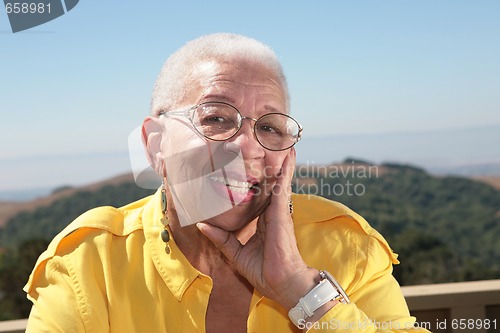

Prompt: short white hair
[151,33,290,115]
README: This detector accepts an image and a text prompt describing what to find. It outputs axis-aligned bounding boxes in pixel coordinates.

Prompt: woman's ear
[142,116,166,177]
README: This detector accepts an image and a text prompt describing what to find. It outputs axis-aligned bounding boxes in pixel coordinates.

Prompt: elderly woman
[24,33,430,332]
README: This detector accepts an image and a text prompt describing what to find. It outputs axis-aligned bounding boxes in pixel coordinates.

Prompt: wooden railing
[1,279,499,333]
[402,279,500,332]
[0,319,26,333]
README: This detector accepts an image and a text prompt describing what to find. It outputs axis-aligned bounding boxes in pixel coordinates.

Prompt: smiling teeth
[209,176,253,191]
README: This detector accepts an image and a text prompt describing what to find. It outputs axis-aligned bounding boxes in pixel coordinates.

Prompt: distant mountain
[0,188,54,202]
[295,124,500,176]
[428,162,500,177]
[0,173,140,228]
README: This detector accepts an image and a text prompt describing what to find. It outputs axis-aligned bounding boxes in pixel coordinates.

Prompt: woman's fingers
[279,148,296,197]
[266,148,296,220]
[284,148,296,181]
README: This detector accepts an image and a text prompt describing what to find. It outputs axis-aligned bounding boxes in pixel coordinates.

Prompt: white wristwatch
[288,270,350,328]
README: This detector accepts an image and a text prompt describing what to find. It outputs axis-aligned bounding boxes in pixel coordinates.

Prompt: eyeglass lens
[191,102,300,150]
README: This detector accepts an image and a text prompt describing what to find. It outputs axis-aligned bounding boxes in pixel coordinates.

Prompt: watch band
[288,270,349,327]
[320,270,350,304]
[299,279,338,317]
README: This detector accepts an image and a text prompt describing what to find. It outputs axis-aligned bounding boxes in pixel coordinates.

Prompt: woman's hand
[197,148,320,309]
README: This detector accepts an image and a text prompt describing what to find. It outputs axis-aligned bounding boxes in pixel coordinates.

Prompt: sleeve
[25,256,88,333]
[24,230,111,333]
[306,228,431,333]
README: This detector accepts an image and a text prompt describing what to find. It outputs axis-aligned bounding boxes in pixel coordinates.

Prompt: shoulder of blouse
[291,193,399,265]
[24,193,155,294]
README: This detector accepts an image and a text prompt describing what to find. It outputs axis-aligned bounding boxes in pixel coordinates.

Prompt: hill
[0,174,155,249]
[0,173,138,228]
[472,175,500,190]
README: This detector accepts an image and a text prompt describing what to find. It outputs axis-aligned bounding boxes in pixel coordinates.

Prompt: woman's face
[161,59,290,231]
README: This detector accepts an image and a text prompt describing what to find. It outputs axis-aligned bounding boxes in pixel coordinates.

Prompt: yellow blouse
[24,191,430,332]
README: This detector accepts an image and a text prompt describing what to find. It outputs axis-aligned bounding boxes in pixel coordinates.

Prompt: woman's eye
[207,116,226,123]
[258,124,282,135]
[202,115,229,124]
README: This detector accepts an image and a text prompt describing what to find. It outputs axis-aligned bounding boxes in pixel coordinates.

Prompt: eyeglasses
[158,102,303,151]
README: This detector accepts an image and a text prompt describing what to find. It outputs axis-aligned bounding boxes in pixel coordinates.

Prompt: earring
[288,199,294,215]
[160,185,171,253]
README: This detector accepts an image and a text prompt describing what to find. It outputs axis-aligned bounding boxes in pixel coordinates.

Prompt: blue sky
[1,1,499,191]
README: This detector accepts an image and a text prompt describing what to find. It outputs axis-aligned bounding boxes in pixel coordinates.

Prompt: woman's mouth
[209,175,259,204]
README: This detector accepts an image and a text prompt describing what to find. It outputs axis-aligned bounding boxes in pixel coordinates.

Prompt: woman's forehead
[191,60,286,108]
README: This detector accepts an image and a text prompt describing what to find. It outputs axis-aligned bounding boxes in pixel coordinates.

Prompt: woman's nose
[227,120,265,159]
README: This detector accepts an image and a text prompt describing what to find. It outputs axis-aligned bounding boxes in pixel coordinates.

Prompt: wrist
[288,270,349,328]
[276,267,321,310]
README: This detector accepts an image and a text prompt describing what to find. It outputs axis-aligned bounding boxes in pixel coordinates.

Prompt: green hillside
[1,161,499,320]
[0,183,155,248]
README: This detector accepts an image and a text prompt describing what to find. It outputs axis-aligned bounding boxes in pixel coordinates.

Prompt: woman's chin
[203,206,253,232]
